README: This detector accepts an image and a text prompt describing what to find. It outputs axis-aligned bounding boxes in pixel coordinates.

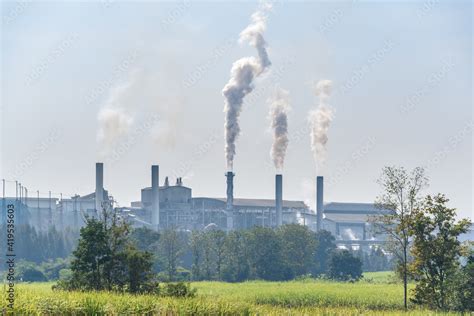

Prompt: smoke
[223,2,272,171]
[309,79,334,169]
[342,228,359,240]
[97,72,140,156]
[268,87,290,171]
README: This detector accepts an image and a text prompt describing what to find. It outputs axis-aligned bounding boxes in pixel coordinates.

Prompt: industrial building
[1,162,390,247]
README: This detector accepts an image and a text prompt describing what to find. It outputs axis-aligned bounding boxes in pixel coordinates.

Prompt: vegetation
[328,250,363,281]
[0,224,78,263]
[2,274,456,315]
[58,209,155,293]
[372,166,428,309]
[409,194,471,310]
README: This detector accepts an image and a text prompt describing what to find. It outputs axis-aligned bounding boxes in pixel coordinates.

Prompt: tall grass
[0,275,457,315]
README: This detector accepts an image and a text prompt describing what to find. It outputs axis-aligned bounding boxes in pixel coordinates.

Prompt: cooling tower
[226,172,234,230]
[275,174,283,227]
[316,176,324,231]
[95,162,104,211]
[151,165,160,229]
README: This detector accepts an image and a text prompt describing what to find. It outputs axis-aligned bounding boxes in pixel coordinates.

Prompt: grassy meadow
[0,272,458,315]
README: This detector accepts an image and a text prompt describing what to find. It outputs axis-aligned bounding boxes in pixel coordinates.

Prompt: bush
[162,282,196,298]
[328,250,362,281]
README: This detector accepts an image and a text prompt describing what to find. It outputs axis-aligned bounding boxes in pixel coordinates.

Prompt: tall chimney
[316,176,324,231]
[151,165,160,229]
[275,174,283,227]
[95,162,104,212]
[226,171,234,230]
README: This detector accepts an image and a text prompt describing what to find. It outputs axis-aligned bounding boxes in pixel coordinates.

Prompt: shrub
[328,250,362,281]
[162,282,196,298]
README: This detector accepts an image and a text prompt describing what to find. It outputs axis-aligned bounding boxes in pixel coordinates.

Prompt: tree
[130,227,160,252]
[278,224,315,278]
[371,166,427,309]
[157,229,185,281]
[312,230,336,276]
[125,246,154,293]
[409,194,471,310]
[328,250,362,281]
[64,208,155,292]
[69,218,110,290]
[190,231,204,280]
[222,231,249,282]
[246,227,288,281]
[452,250,474,311]
[210,229,226,280]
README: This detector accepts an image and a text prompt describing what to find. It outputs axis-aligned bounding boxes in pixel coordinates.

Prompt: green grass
[0,274,459,315]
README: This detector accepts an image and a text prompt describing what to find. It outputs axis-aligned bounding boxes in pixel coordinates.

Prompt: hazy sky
[1,1,472,220]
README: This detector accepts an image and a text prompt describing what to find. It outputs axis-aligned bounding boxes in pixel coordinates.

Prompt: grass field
[0,272,458,315]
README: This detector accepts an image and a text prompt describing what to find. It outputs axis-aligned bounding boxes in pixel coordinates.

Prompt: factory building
[1,163,390,248]
[322,202,390,247]
[127,174,309,231]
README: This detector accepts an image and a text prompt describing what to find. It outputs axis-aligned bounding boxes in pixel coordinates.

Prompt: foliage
[161,282,196,298]
[408,194,471,310]
[277,224,316,278]
[60,209,155,293]
[371,166,428,309]
[451,250,474,311]
[221,230,250,282]
[2,278,452,315]
[0,224,78,263]
[328,250,363,281]
[156,229,186,281]
[246,226,289,280]
[15,261,48,282]
[312,229,337,276]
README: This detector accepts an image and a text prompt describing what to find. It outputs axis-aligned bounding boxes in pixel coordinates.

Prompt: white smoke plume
[309,79,334,169]
[268,87,290,171]
[97,71,139,156]
[223,2,272,171]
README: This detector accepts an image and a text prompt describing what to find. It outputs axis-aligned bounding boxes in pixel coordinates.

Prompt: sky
[1,0,472,220]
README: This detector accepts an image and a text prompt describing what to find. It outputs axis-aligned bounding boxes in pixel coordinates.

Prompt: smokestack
[316,176,324,231]
[95,162,104,211]
[226,171,234,230]
[275,174,283,227]
[151,165,160,229]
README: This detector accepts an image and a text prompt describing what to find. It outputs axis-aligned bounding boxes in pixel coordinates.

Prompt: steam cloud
[223,2,272,171]
[309,79,334,168]
[269,87,290,171]
[97,72,138,156]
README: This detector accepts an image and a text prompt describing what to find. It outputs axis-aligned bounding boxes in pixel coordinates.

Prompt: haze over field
[1,1,472,220]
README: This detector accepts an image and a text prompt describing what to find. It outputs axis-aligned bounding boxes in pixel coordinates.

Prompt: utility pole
[2,179,5,224]
[37,190,40,230]
[49,191,52,227]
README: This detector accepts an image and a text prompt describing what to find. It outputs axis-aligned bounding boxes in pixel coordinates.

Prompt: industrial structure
[1,163,391,247]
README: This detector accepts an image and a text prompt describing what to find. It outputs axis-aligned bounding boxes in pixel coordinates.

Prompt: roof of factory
[324,202,391,214]
[323,202,392,223]
[195,197,308,209]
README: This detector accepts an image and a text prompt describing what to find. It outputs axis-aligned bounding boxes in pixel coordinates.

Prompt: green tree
[371,166,427,309]
[125,246,154,293]
[452,250,474,311]
[69,218,109,290]
[247,227,287,280]
[65,208,155,292]
[210,229,226,280]
[222,231,249,282]
[409,194,471,310]
[130,227,160,252]
[312,230,337,276]
[278,224,315,278]
[328,249,362,281]
[190,231,204,280]
[157,229,185,281]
